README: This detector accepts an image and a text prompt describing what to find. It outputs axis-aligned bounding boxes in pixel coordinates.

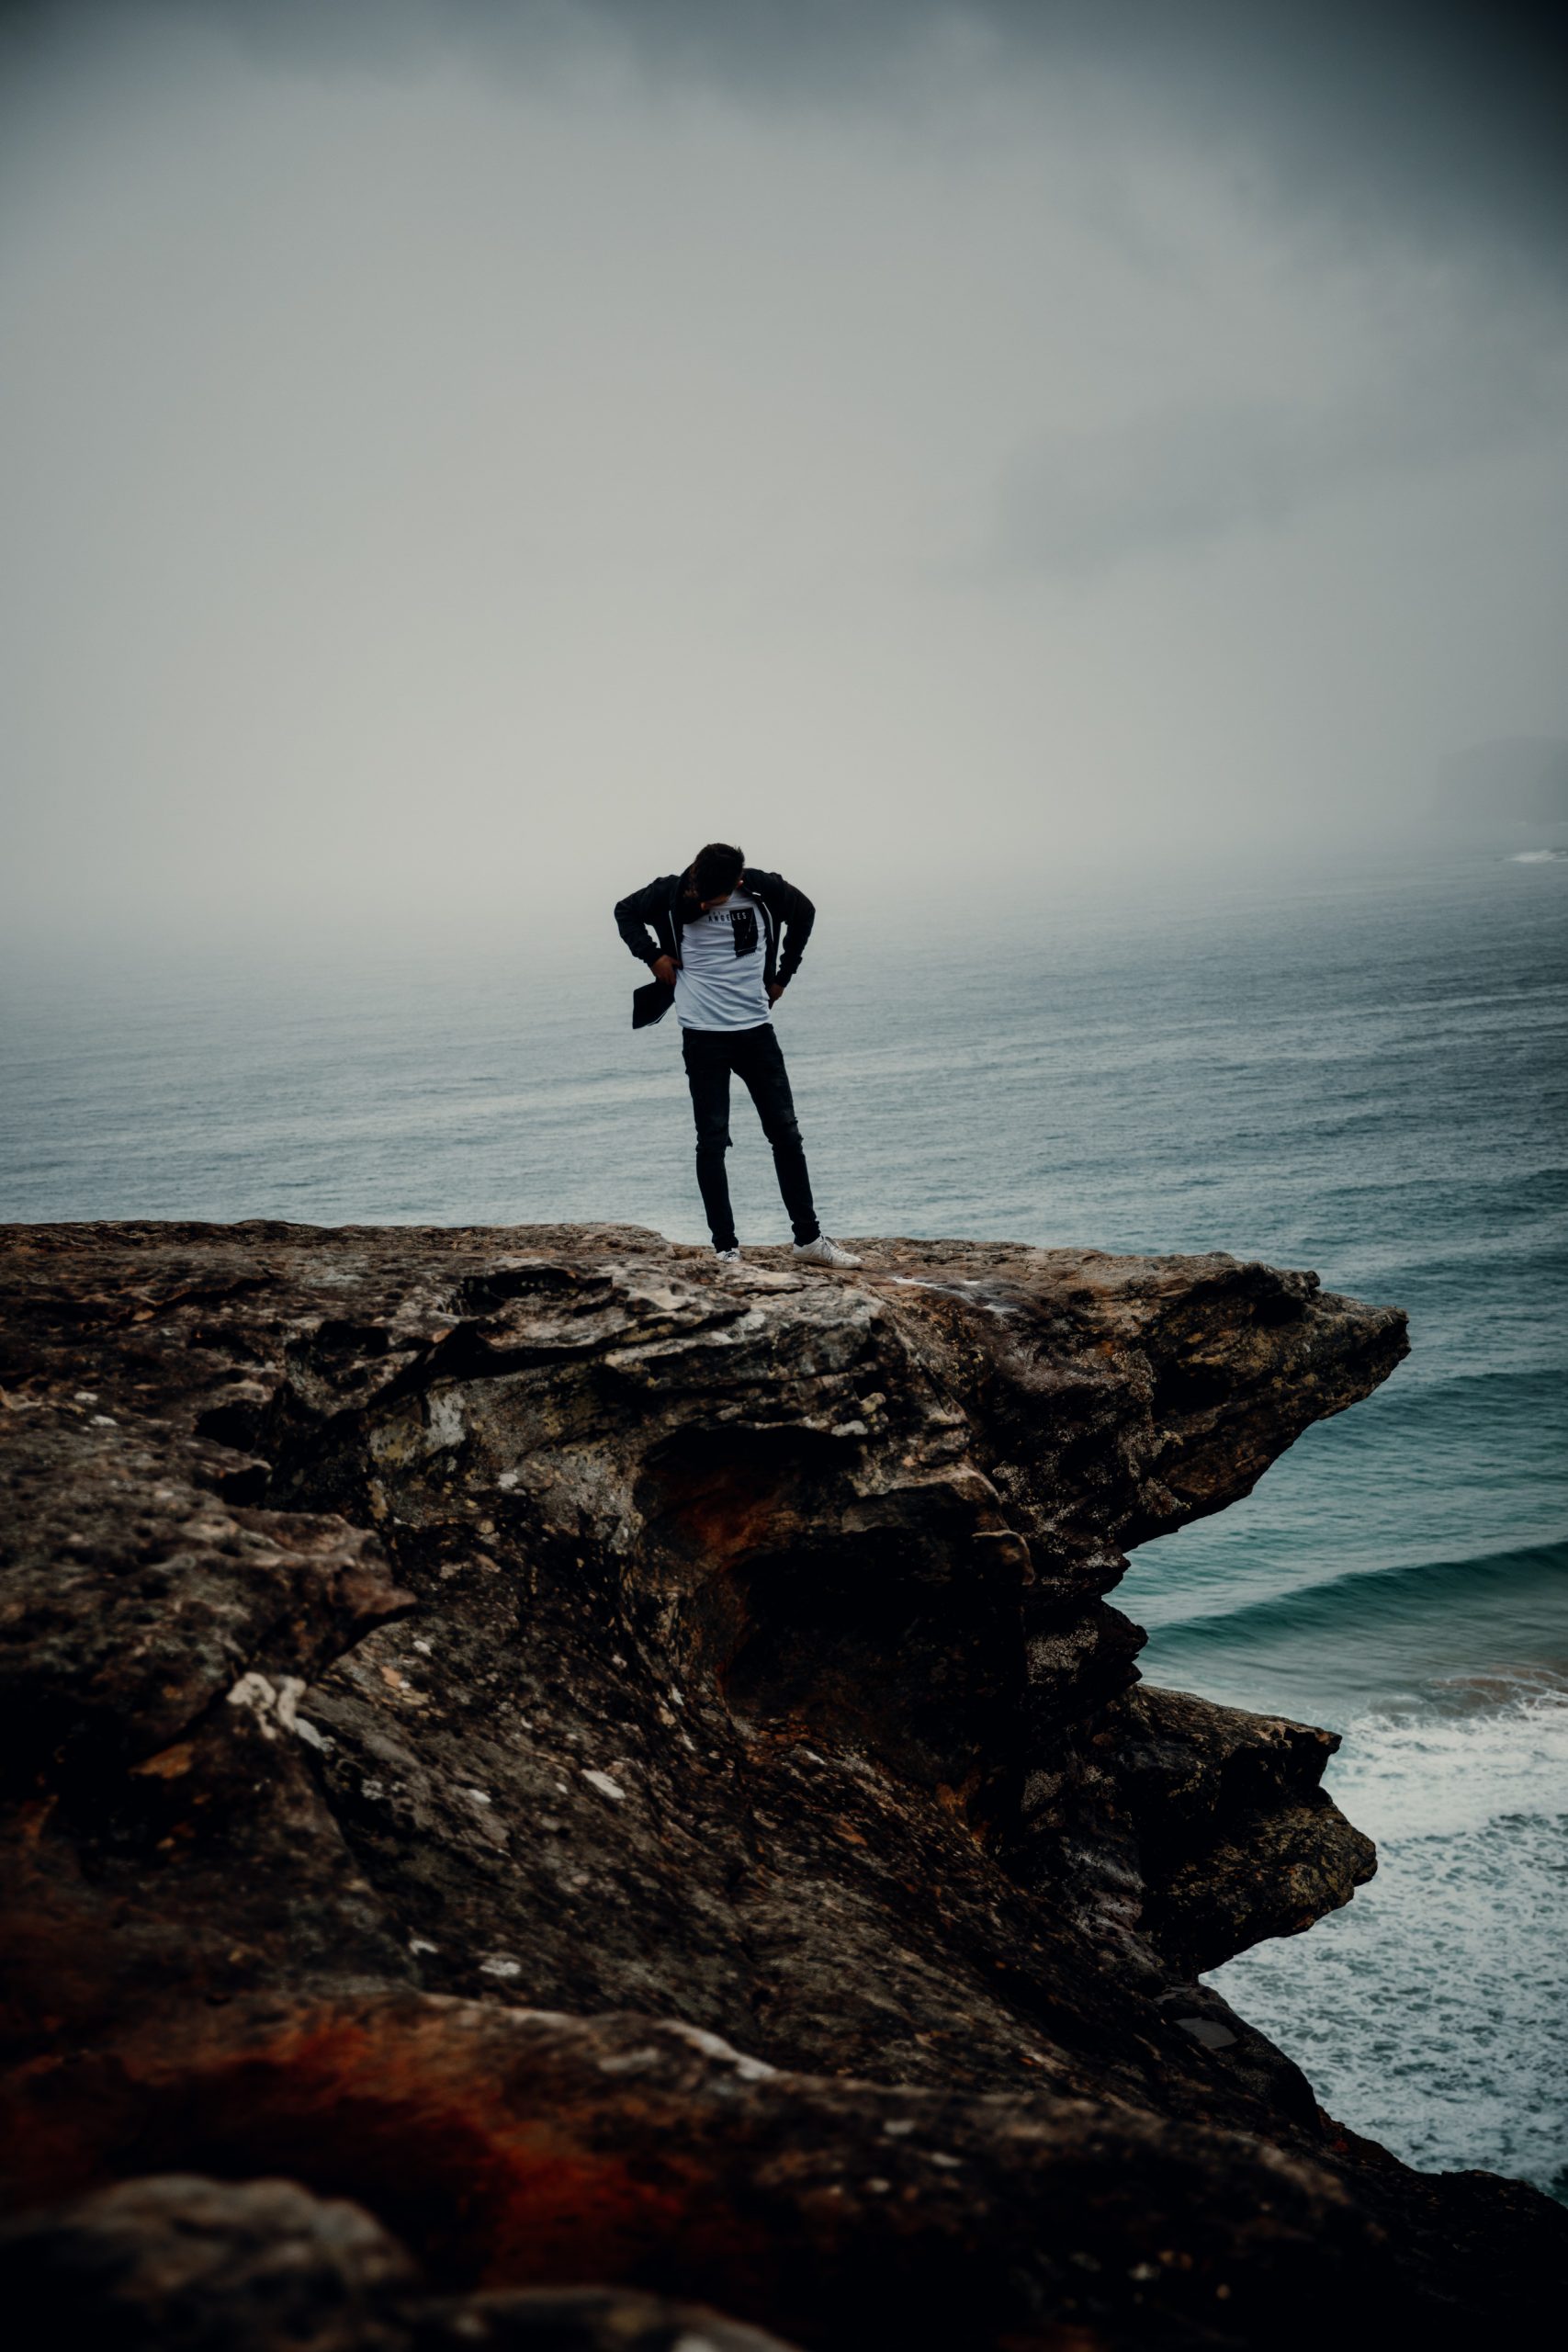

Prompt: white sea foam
[1509,847,1568,862]
[1333,1673,1568,1837]
[1209,1679,1568,2198]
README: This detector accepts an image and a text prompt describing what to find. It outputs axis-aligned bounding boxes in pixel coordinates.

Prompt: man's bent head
[691,842,746,908]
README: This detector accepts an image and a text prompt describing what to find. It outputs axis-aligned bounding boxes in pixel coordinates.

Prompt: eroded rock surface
[0,1222,1561,2347]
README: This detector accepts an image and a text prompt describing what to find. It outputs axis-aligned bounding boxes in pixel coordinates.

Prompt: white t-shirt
[674,888,771,1032]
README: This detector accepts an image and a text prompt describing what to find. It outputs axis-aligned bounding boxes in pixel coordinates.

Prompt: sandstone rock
[0,2172,416,2352]
[0,1222,1562,2346]
[1106,1684,1378,1978]
[0,2173,799,2352]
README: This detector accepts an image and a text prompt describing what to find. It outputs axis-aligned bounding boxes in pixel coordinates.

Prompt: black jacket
[614,867,816,1029]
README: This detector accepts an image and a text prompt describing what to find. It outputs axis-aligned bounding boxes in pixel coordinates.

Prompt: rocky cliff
[0,1222,1562,2348]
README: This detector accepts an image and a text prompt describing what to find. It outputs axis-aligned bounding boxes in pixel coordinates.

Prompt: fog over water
[3,2,1567,937]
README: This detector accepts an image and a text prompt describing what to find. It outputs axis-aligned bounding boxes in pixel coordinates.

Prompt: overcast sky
[3,1,1565,937]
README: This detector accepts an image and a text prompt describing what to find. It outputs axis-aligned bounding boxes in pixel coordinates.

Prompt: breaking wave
[1209,1677,1568,2199]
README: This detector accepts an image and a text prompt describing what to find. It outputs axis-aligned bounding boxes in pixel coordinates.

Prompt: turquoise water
[3,842,1565,2193]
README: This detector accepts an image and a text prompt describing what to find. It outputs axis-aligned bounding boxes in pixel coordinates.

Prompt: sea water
[3,842,1564,2195]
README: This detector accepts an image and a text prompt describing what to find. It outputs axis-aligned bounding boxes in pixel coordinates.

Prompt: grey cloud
[998,334,1568,572]
[1,0,1564,933]
[4,2,1565,269]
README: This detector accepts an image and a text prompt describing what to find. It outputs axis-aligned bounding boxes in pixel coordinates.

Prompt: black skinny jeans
[682,1023,819,1251]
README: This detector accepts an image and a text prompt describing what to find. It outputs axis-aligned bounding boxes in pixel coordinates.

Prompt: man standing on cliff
[614,843,861,1269]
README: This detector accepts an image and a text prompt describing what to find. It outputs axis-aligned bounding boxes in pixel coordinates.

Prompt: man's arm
[767,875,816,987]
[614,879,669,967]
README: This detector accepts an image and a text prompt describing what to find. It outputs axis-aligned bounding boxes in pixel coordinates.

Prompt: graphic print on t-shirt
[728,905,758,957]
[673,888,772,1033]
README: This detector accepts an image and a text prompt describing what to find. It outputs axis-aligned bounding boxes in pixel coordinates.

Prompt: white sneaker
[714,1248,741,1264]
[791,1234,862,1268]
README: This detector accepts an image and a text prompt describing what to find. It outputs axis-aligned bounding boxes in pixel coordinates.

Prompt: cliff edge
[0,1223,1561,2347]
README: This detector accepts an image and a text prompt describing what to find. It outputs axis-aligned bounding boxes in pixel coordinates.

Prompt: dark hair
[691,842,745,899]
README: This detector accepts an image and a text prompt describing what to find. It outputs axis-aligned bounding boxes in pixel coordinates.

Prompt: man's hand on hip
[652,955,679,988]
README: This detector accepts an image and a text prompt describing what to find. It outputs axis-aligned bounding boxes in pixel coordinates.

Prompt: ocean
[3,841,1564,2197]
